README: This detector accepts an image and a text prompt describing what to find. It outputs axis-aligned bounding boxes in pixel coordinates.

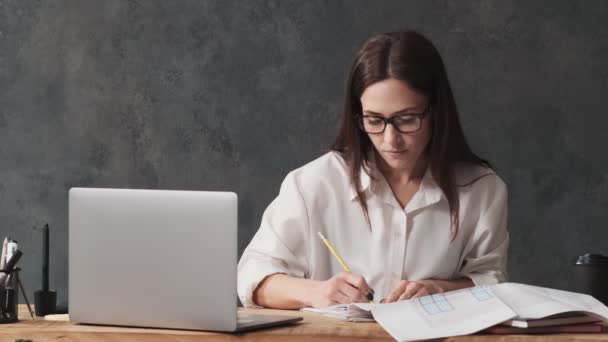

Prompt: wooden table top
[1,305,607,341]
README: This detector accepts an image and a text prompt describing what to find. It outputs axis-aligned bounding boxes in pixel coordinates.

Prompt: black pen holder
[0,267,20,323]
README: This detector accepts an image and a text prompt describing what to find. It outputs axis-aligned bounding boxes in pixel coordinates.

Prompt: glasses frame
[358,106,431,134]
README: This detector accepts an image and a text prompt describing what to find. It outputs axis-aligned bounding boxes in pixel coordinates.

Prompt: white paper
[301,303,377,322]
[373,283,608,341]
[371,287,516,341]
[301,283,608,341]
[491,283,608,321]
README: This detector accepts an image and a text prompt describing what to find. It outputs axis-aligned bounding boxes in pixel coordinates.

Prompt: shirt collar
[349,155,445,213]
[404,169,444,213]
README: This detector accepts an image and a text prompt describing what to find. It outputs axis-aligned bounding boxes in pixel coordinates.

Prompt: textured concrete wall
[1,0,607,306]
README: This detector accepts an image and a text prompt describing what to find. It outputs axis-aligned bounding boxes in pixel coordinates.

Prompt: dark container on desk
[0,268,20,323]
[572,254,608,305]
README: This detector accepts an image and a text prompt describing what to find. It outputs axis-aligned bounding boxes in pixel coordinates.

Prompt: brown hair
[332,30,491,238]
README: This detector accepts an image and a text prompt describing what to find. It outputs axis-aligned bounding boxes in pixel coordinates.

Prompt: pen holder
[0,267,20,323]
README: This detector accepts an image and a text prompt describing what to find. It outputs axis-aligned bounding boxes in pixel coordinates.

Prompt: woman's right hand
[308,272,374,308]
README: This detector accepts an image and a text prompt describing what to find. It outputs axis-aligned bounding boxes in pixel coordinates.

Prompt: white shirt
[237,151,509,306]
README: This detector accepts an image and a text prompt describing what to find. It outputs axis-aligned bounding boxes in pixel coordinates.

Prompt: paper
[492,283,608,321]
[301,303,377,322]
[302,283,608,341]
[372,283,608,341]
[371,287,516,341]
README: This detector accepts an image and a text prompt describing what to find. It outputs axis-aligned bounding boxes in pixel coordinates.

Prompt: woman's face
[360,78,431,173]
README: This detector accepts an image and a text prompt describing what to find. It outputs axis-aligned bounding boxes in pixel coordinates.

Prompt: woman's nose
[383,123,401,145]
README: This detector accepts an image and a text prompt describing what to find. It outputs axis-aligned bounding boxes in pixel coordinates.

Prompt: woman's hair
[332,30,491,238]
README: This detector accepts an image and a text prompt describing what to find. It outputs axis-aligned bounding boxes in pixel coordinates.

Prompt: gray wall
[1,0,607,306]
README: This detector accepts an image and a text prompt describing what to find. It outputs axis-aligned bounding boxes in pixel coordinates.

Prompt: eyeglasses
[358,107,430,134]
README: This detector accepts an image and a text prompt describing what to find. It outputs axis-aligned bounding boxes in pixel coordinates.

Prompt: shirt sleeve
[237,171,311,307]
[457,175,509,286]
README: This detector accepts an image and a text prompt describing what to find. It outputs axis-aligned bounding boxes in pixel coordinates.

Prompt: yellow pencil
[318,232,351,272]
[317,232,374,302]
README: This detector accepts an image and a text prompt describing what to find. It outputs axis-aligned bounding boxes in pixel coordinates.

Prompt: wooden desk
[1,305,607,341]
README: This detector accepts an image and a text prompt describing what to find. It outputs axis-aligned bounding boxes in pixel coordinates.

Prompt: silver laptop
[69,188,302,332]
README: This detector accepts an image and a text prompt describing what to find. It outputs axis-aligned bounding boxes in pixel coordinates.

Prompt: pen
[42,224,49,292]
[7,239,18,263]
[317,232,374,302]
[0,250,22,287]
[0,237,7,270]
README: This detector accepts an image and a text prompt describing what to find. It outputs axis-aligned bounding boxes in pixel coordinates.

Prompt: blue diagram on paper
[470,287,494,301]
[419,287,494,315]
[419,293,454,315]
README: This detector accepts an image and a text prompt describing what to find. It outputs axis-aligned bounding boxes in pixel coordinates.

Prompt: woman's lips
[384,150,407,158]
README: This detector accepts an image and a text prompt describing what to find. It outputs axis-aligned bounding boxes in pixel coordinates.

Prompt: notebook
[501,312,600,328]
[484,322,604,334]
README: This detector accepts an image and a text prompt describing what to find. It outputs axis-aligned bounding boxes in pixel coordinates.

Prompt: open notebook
[301,283,608,341]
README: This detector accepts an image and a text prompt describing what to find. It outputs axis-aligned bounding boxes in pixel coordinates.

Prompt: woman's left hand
[382,278,475,303]
[383,280,445,303]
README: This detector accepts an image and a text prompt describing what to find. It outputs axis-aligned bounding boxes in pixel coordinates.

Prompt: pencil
[318,232,351,272]
[317,232,374,302]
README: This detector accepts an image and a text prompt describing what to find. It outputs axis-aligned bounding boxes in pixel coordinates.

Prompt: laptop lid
[69,188,238,331]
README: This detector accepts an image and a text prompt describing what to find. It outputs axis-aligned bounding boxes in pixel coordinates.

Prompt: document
[491,282,608,321]
[371,286,516,341]
[302,283,608,341]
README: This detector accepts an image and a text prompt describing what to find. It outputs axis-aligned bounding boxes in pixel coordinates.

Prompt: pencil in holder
[0,267,20,323]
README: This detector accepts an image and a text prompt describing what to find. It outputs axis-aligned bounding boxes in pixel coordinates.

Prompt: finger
[411,287,430,299]
[332,287,355,304]
[336,279,368,303]
[340,272,373,299]
[419,280,444,294]
[398,282,422,301]
[432,283,445,294]
[340,272,372,294]
[385,281,409,303]
[325,280,352,305]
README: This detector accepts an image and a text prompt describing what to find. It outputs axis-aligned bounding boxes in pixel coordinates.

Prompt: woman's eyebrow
[363,106,424,116]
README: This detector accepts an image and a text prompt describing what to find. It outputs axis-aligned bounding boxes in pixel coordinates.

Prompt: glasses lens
[393,115,420,133]
[362,116,385,133]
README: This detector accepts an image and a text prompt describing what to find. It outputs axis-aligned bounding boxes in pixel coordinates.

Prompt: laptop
[68,187,302,332]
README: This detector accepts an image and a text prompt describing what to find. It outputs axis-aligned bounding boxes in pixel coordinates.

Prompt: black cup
[34,290,56,317]
[0,268,20,323]
[571,254,608,305]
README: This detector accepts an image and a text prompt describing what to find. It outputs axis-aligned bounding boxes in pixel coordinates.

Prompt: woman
[237,31,508,309]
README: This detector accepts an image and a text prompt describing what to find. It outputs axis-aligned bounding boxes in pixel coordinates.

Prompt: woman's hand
[382,278,474,303]
[308,272,374,308]
[383,280,444,303]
